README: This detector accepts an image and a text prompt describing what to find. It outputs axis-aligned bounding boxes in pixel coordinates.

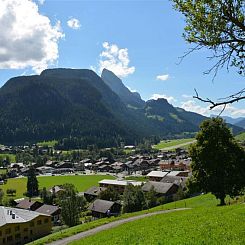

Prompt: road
[49,208,190,245]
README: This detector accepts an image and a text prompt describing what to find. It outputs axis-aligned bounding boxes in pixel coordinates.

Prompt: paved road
[161,140,196,151]
[49,208,190,245]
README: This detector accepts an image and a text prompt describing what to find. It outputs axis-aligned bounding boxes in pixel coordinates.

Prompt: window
[0,231,2,236]
[15,226,20,232]
[44,218,49,223]
[15,233,21,239]
[2,238,5,244]
[7,236,13,242]
[5,228,11,235]
[30,221,34,227]
[37,220,42,225]
[23,227,28,232]
[24,236,28,240]
[30,230,33,235]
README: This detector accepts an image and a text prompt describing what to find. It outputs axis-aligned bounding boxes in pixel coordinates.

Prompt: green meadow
[153,138,195,150]
[235,132,245,141]
[72,203,245,245]
[1,174,115,199]
[28,194,245,245]
[0,153,16,162]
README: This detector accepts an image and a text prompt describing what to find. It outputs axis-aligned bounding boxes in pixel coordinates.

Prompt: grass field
[1,174,115,199]
[36,140,58,147]
[153,138,195,150]
[0,153,16,162]
[124,176,148,182]
[0,168,7,174]
[29,194,245,245]
[235,132,245,141]
[72,202,245,245]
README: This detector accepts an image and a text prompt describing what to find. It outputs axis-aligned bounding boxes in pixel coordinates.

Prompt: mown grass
[36,140,58,147]
[28,194,229,245]
[0,153,16,162]
[0,168,7,174]
[153,138,195,150]
[124,176,148,182]
[1,174,115,198]
[72,203,245,245]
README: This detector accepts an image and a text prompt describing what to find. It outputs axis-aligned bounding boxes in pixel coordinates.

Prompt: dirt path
[49,208,190,245]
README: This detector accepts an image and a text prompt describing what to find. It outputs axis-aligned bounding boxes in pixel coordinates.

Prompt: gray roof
[35,204,60,215]
[0,206,49,227]
[99,179,143,187]
[84,186,107,196]
[161,176,188,185]
[147,171,169,178]
[88,199,115,213]
[142,181,177,194]
[16,199,41,209]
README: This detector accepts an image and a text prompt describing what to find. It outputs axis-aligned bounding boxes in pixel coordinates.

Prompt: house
[84,186,107,202]
[88,199,121,218]
[36,166,54,175]
[142,181,179,197]
[49,186,64,196]
[167,171,189,177]
[16,199,43,211]
[55,161,73,169]
[0,206,52,245]
[99,179,143,194]
[146,171,169,182]
[35,204,61,224]
[161,176,188,189]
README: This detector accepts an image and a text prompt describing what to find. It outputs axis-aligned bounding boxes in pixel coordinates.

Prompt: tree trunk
[219,197,226,206]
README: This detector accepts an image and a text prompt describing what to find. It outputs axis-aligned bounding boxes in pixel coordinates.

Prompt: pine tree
[27,166,39,197]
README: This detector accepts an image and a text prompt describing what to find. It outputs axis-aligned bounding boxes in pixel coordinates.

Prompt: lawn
[0,153,16,162]
[36,140,58,147]
[28,194,244,245]
[235,132,245,141]
[153,138,195,150]
[1,174,115,199]
[124,176,148,182]
[0,168,7,174]
[72,203,245,245]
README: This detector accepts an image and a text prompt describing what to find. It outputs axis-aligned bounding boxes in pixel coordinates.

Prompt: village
[0,143,192,245]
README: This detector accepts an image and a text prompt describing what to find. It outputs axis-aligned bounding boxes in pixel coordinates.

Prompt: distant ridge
[0,68,243,147]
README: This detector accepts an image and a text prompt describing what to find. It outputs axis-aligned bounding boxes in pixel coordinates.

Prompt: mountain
[235,119,245,129]
[0,69,139,146]
[0,68,243,147]
[101,68,145,108]
[213,115,245,125]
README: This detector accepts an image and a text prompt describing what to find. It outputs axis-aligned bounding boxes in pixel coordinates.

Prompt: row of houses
[84,170,189,218]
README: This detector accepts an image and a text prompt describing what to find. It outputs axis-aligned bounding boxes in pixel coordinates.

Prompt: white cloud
[156,74,170,81]
[0,0,64,74]
[182,94,193,99]
[181,100,245,117]
[98,42,135,78]
[38,0,45,5]
[67,17,81,30]
[150,94,176,104]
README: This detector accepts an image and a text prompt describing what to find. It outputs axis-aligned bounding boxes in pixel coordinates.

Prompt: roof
[0,206,49,227]
[88,199,115,213]
[16,199,41,209]
[167,171,189,176]
[99,179,143,187]
[35,204,60,215]
[84,186,107,196]
[146,171,169,178]
[142,181,177,194]
[161,175,187,184]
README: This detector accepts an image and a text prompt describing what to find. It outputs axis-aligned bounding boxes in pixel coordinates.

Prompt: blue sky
[0,0,244,117]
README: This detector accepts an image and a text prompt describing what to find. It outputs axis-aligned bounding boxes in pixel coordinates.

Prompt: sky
[0,0,244,117]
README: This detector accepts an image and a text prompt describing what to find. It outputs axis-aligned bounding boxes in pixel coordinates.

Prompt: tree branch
[193,88,245,110]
